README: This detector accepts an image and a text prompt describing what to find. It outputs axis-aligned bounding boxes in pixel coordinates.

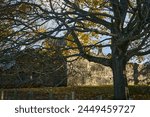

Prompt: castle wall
[68,59,150,86]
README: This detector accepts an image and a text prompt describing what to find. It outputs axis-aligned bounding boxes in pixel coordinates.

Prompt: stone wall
[68,59,150,86]
[67,59,113,86]
[1,51,149,88]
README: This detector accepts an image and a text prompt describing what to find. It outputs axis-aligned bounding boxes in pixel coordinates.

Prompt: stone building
[0,48,67,88]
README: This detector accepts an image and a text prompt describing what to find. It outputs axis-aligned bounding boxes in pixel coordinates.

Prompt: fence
[0,90,103,100]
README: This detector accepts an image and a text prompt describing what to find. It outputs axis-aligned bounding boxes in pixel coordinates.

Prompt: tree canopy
[1,0,150,99]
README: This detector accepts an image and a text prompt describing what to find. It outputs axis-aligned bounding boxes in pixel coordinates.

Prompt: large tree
[1,0,150,99]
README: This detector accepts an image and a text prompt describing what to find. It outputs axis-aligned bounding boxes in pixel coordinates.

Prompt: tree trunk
[111,51,129,100]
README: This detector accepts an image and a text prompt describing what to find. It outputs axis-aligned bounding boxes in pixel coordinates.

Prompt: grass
[0,85,150,100]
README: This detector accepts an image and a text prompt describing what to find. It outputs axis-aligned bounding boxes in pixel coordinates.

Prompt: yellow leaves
[91,32,97,37]
[75,0,106,10]
[79,32,99,46]
[19,3,31,12]
[66,32,90,47]
[0,23,12,39]
[92,0,99,6]
[17,3,31,19]
[78,0,100,5]
[43,39,53,51]
[34,27,47,36]
[36,27,47,33]
[79,33,89,44]
[19,4,26,12]
[63,31,100,56]
[17,3,32,19]
[0,29,11,37]
[79,0,104,8]
[0,31,10,38]
[42,39,63,57]
[66,34,77,47]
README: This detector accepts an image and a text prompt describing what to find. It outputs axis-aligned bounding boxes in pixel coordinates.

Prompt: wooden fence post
[13,90,17,100]
[48,92,53,100]
[71,91,75,100]
[64,94,69,100]
[28,91,34,100]
[1,90,4,100]
[96,95,103,100]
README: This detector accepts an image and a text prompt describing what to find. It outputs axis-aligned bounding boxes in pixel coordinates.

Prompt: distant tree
[1,0,150,99]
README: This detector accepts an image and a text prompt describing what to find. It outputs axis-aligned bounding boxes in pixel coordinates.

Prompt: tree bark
[111,49,129,100]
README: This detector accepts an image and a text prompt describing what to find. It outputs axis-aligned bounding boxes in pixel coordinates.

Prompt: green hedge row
[0,85,150,100]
